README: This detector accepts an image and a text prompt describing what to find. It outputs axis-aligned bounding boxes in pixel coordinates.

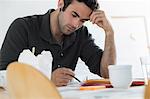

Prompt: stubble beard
[57,12,77,35]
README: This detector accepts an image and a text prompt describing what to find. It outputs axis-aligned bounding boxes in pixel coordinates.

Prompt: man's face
[58,0,92,35]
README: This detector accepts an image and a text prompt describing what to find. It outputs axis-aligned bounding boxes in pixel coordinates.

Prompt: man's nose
[73,19,80,29]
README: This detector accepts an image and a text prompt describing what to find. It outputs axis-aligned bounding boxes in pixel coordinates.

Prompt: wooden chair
[6,62,62,99]
[145,80,150,99]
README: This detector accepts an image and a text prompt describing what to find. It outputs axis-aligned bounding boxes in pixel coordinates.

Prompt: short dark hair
[62,0,99,11]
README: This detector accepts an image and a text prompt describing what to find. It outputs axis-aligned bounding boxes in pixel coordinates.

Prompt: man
[0,0,116,87]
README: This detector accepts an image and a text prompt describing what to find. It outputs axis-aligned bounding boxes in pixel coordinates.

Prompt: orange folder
[81,79,145,89]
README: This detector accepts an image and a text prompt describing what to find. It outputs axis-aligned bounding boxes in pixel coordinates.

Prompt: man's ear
[57,0,64,9]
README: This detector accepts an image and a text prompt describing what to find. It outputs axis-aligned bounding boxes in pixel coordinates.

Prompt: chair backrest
[6,62,62,99]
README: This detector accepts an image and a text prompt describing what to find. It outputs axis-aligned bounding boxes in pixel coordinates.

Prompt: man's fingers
[61,67,75,76]
[55,77,71,87]
[90,10,106,25]
[51,67,75,87]
[90,10,104,21]
[56,82,68,87]
[91,15,104,24]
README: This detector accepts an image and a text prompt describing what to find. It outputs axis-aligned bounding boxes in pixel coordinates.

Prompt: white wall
[0,0,57,47]
[0,0,150,80]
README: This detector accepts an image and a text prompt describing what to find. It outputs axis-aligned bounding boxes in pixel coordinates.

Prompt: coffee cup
[108,65,132,88]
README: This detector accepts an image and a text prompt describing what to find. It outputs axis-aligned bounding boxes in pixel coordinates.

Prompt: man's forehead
[72,11,90,21]
[68,2,92,19]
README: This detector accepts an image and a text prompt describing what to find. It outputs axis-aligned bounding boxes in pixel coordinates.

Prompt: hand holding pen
[51,67,77,87]
[68,74,81,83]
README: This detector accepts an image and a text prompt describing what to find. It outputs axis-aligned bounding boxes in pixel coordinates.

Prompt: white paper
[18,49,53,79]
[18,49,39,70]
[37,51,52,79]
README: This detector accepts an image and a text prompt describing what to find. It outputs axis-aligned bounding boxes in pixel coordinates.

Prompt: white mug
[108,65,132,88]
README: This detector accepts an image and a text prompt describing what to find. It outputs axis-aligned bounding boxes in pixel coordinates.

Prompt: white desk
[58,85,144,99]
[0,85,145,99]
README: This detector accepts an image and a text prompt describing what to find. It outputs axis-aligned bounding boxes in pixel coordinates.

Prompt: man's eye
[81,20,85,23]
[72,13,77,17]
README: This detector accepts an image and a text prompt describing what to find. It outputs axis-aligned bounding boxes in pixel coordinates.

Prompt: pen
[69,74,81,83]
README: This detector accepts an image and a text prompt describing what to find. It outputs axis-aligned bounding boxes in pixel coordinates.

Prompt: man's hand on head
[90,10,113,34]
[51,67,75,87]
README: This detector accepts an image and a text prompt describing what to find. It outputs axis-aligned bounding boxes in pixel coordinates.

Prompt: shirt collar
[40,9,54,43]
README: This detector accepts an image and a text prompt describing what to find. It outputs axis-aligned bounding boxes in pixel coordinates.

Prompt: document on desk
[90,86,144,99]
[58,84,144,99]
[58,78,145,99]
[58,80,107,92]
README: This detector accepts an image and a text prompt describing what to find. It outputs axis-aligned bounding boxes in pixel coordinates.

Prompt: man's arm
[0,18,28,70]
[90,10,116,78]
[100,30,116,78]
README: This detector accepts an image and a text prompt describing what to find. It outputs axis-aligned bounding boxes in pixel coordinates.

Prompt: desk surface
[58,85,144,99]
[0,86,144,99]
